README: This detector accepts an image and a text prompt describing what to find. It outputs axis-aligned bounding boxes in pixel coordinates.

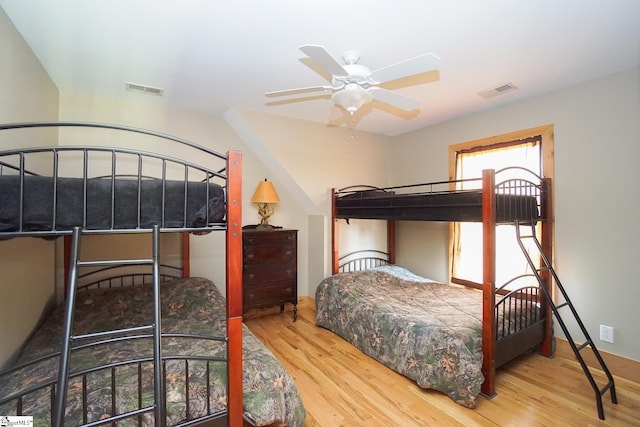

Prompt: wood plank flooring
[245,306,640,426]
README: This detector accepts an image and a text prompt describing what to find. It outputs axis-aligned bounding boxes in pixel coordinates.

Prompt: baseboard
[555,338,640,383]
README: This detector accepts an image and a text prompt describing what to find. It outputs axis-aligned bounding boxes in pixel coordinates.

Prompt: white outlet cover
[599,325,614,343]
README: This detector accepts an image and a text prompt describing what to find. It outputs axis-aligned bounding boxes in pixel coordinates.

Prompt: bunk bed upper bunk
[333,167,545,224]
[0,122,253,426]
[0,122,229,237]
[328,167,553,400]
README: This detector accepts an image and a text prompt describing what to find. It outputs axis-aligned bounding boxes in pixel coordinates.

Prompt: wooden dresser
[242,228,298,321]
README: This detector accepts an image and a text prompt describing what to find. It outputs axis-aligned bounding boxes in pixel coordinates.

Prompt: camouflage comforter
[315,265,484,408]
[0,277,305,426]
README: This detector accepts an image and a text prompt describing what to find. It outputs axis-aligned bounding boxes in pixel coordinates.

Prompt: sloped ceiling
[2,0,639,136]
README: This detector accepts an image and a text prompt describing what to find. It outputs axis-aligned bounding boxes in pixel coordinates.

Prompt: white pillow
[369,264,438,283]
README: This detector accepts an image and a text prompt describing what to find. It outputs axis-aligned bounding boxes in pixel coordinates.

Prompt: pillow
[369,264,439,283]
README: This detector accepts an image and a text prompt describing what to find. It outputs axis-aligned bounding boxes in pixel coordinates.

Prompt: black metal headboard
[338,249,390,273]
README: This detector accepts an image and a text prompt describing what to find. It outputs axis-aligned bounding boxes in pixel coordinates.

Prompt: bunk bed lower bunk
[0,122,305,426]
[0,268,306,426]
[320,168,553,406]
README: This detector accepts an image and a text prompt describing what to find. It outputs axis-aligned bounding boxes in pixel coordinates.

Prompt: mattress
[317,265,488,408]
[335,189,539,222]
[0,175,225,232]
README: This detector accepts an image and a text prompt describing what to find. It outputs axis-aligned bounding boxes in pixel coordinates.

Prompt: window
[448,125,554,288]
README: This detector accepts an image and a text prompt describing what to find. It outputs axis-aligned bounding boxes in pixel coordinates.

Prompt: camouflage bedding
[0,277,305,426]
[315,265,484,408]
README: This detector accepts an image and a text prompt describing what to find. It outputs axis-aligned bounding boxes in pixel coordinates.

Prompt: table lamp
[251,179,280,229]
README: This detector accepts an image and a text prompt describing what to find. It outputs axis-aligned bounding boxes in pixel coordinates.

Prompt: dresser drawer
[244,230,296,246]
[243,243,295,264]
[244,283,296,307]
[244,262,296,287]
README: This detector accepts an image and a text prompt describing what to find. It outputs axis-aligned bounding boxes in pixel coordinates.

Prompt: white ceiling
[2,0,639,136]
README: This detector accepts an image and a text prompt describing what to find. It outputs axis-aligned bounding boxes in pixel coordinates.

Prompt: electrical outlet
[600,325,614,343]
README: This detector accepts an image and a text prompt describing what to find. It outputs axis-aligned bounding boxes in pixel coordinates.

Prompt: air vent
[477,82,518,100]
[125,82,164,96]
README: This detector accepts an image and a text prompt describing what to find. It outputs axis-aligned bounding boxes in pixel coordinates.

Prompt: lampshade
[332,83,373,115]
[251,179,280,204]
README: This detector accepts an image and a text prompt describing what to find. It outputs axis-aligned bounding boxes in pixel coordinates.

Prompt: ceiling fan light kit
[266,45,441,119]
[332,83,373,115]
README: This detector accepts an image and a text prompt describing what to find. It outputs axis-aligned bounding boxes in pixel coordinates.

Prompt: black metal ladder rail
[515,220,617,420]
[53,225,164,427]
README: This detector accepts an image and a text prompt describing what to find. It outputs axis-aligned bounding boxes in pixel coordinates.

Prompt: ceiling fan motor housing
[334,64,371,86]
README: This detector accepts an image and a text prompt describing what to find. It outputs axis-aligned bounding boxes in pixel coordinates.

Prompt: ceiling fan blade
[265,85,331,98]
[369,53,441,84]
[370,87,420,111]
[299,45,348,77]
[265,93,331,107]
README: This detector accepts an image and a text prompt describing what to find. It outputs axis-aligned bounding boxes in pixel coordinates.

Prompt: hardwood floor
[245,306,640,426]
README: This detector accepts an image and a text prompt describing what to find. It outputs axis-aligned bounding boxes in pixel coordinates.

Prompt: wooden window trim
[447,124,555,283]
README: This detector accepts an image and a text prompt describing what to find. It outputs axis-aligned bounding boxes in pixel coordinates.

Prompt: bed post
[481,169,497,398]
[332,188,339,275]
[387,220,396,265]
[539,177,554,357]
[225,150,243,427]
[182,233,190,278]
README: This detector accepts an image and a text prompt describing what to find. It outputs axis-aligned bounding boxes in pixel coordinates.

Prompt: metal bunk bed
[329,168,553,400]
[0,122,244,426]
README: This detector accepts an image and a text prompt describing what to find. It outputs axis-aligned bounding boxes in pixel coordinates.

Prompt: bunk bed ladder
[515,220,617,420]
[53,225,165,427]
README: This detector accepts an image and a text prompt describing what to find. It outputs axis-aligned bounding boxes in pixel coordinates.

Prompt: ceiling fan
[265,45,441,116]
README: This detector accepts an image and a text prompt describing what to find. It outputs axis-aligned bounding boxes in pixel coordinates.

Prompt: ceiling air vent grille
[125,82,164,96]
[477,82,518,100]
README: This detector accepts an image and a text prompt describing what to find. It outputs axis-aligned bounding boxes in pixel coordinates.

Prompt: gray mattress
[335,189,540,223]
[0,175,225,232]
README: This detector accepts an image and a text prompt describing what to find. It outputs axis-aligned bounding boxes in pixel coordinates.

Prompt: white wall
[390,67,640,362]
[0,7,59,368]
[225,109,391,296]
